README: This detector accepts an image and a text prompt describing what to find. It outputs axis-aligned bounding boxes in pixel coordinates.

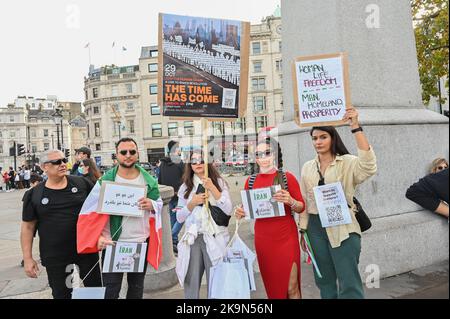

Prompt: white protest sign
[103,242,147,273]
[313,182,353,228]
[72,287,106,299]
[292,52,351,127]
[241,185,286,220]
[97,181,147,217]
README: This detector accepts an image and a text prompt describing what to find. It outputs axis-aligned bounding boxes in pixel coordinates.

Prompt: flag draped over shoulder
[77,165,163,270]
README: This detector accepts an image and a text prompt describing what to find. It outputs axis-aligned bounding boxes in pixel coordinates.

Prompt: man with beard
[77,138,163,299]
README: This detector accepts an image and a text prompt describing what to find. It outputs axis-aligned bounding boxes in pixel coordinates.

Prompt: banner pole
[202,118,209,210]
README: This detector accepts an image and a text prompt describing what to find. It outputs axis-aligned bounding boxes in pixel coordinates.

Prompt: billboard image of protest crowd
[159,13,249,119]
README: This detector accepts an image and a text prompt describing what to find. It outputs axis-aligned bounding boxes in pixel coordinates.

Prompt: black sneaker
[173,244,178,254]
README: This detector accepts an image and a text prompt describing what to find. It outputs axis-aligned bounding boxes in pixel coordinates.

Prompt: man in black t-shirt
[20,150,101,299]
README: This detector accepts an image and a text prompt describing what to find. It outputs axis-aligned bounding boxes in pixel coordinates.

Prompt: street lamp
[52,108,63,150]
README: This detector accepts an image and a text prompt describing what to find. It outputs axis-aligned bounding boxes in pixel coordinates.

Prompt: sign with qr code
[313,182,352,228]
[158,13,250,119]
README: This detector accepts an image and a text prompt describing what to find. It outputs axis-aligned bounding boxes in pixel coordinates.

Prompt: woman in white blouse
[176,150,233,299]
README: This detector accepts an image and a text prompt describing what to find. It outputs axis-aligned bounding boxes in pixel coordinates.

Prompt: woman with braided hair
[235,136,305,299]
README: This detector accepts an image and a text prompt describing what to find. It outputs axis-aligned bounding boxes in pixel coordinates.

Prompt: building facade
[84,14,283,166]
[0,96,78,169]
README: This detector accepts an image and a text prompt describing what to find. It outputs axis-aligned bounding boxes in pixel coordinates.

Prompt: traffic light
[64,149,70,158]
[17,143,26,156]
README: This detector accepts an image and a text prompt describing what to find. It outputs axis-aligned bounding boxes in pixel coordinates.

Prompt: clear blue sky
[0,0,280,106]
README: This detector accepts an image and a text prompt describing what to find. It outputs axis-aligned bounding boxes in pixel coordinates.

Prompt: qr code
[222,88,237,109]
[325,205,344,224]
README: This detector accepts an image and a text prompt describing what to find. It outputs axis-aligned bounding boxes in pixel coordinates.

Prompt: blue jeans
[169,196,184,246]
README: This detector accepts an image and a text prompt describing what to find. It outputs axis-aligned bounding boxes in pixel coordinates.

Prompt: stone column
[279,0,449,278]
[144,185,178,292]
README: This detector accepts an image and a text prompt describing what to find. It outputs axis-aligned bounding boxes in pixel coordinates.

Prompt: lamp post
[52,108,63,150]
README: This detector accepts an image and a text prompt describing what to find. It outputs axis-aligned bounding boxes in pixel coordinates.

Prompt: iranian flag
[77,165,163,270]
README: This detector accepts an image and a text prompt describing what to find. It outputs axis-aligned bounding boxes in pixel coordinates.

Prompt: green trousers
[307,214,364,299]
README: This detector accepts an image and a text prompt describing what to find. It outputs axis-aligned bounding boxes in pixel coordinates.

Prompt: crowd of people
[163,39,241,86]
[1,165,42,192]
[14,106,449,300]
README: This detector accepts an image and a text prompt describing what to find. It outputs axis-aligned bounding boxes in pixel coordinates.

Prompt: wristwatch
[351,126,363,134]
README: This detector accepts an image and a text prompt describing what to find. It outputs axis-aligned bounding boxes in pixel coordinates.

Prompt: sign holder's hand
[24,258,40,278]
[138,197,154,211]
[234,205,246,220]
[97,235,115,251]
[272,189,293,205]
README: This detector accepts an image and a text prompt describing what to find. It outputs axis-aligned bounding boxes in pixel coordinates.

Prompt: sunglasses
[119,150,137,156]
[255,150,273,159]
[191,159,205,165]
[45,158,68,165]
[437,166,448,171]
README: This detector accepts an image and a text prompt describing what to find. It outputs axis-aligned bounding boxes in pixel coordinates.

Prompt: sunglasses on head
[255,150,273,159]
[119,150,137,156]
[45,158,68,165]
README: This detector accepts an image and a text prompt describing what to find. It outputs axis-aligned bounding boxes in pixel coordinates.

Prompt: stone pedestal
[280,0,449,279]
[144,185,178,292]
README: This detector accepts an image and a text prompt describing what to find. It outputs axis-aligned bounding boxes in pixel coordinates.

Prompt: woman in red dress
[235,136,305,299]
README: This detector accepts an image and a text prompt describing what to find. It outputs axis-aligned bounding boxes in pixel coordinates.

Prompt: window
[252,77,266,91]
[32,145,37,153]
[252,42,261,55]
[111,85,119,97]
[231,118,246,134]
[152,123,162,137]
[96,144,101,151]
[9,116,14,122]
[127,66,135,73]
[93,106,100,114]
[212,122,225,135]
[87,124,90,138]
[128,120,135,134]
[113,121,121,136]
[149,85,158,95]
[43,129,49,137]
[276,60,282,72]
[44,143,50,151]
[31,129,37,138]
[168,122,178,137]
[253,61,262,73]
[148,63,158,73]
[112,68,120,75]
[126,102,134,111]
[0,131,2,138]
[47,103,52,108]
[150,103,160,115]
[9,131,15,138]
[85,90,88,100]
[184,121,194,136]
[94,122,101,137]
[255,116,268,132]
[0,144,3,154]
[93,88,99,98]
[126,84,133,94]
[150,50,159,58]
[253,96,266,112]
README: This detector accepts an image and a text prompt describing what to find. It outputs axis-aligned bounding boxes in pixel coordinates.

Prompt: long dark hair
[81,158,102,183]
[182,150,223,199]
[310,126,350,156]
[255,137,284,173]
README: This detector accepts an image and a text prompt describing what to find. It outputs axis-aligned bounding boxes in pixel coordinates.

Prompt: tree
[411,0,449,107]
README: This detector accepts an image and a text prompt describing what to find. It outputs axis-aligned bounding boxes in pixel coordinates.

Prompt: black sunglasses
[437,166,448,171]
[255,150,273,159]
[191,159,205,165]
[45,158,68,165]
[119,150,137,156]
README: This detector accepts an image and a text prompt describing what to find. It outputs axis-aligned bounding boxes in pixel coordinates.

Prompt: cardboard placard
[292,52,352,127]
[240,185,286,220]
[97,181,147,217]
[103,242,148,273]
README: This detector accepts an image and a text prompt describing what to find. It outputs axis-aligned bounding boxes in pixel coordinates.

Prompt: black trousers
[101,245,149,299]
[45,253,101,299]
